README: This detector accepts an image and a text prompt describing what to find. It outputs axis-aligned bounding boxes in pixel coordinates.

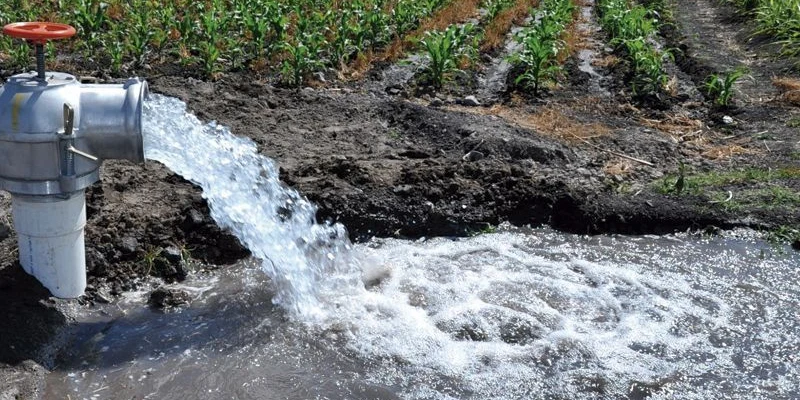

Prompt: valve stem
[35,43,45,80]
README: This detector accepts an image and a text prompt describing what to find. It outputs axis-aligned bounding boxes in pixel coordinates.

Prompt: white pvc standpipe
[11,191,87,298]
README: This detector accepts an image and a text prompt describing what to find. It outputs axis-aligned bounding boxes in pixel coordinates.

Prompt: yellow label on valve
[10,93,23,132]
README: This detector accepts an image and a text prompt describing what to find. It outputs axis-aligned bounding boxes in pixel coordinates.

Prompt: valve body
[0,71,148,297]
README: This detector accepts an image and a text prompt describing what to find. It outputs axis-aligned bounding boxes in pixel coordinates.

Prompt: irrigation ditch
[1,0,799,397]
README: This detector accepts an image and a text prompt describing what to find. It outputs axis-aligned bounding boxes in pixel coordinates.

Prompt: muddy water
[576,0,610,97]
[45,96,799,399]
[46,228,799,399]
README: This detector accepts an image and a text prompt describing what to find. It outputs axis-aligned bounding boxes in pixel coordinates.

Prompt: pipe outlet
[80,78,149,163]
[0,72,148,196]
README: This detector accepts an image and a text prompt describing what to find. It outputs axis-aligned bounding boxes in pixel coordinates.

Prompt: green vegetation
[704,69,746,106]
[657,167,800,212]
[484,0,517,21]
[767,225,800,247]
[658,167,800,194]
[726,0,800,58]
[507,0,575,95]
[419,23,479,88]
[597,0,671,96]
[139,246,165,276]
[0,0,453,84]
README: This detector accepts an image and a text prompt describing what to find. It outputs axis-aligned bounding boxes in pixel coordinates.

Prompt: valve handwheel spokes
[2,22,76,80]
[2,22,76,43]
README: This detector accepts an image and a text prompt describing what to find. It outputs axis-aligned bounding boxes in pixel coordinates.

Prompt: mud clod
[148,287,191,310]
[0,223,9,241]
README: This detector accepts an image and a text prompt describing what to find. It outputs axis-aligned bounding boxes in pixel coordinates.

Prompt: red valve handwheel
[2,22,76,44]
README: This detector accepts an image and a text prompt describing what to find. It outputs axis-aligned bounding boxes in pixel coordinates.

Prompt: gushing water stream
[45,95,799,399]
[141,95,362,319]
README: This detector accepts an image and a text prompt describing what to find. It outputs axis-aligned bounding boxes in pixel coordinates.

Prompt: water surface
[44,95,799,399]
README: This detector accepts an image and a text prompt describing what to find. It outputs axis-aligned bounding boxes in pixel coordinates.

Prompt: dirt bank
[1,0,798,396]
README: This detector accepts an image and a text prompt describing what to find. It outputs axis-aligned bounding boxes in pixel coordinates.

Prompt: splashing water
[126,94,800,399]
[143,94,362,318]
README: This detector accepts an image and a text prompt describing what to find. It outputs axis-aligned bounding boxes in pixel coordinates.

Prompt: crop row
[507,0,575,95]
[0,0,456,83]
[417,0,577,94]
[727,0,800,58]
[597,0,669,96]
[416,0,538,88]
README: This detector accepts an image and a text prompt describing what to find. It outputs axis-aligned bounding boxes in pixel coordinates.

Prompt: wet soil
[1,0,799,397]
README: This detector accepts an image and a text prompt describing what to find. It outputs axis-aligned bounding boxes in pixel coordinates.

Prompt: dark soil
[1,0,798,397]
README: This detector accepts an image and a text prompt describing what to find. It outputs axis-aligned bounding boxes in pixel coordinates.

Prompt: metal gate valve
[0,22,149,298]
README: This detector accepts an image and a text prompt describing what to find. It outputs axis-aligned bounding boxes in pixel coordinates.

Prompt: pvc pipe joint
[12,192,87,298]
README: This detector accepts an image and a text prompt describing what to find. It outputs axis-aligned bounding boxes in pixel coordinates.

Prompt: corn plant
[600,3,656,41]
[483,0,516,21]
[754,0,800,57]
[70,0,108,45]
[620,37,669,95]
[2,40,31,70]
[507,0,574,95]
[241,1,289,61]
[509,33,561,94]
[328,7,360,66]
[0,0,463,80]
[704,69,746,106]
[106,27,125,73]
[363,2,392,47]
[394,0,449,34]
[598,0,669,96]
[150,6,175,52]
[281,33,327,87]
[419,24,478,88]
[124,0,153,67]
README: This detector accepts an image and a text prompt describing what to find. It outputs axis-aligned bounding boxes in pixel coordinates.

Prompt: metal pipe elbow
[79,78,149,163]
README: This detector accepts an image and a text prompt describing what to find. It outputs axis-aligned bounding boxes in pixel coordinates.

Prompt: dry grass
[772,77,800,106]
[480,0,539,53]
[340,49,375,79]
[773,77,800,92]
[640,113,756,160]
[591,54,620,68]
[784,91,800,105]
[418,0,482,32]
[562,0,592,56]
[557,22,579,64]
[604,159,634,175]
[640,113,705,142]
[447,102,612,142]
[701,145,751,160]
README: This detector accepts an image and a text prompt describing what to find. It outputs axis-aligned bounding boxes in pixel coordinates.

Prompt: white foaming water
[344,232,799,398]
[135,95,800,399]
[143,94,362,318]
